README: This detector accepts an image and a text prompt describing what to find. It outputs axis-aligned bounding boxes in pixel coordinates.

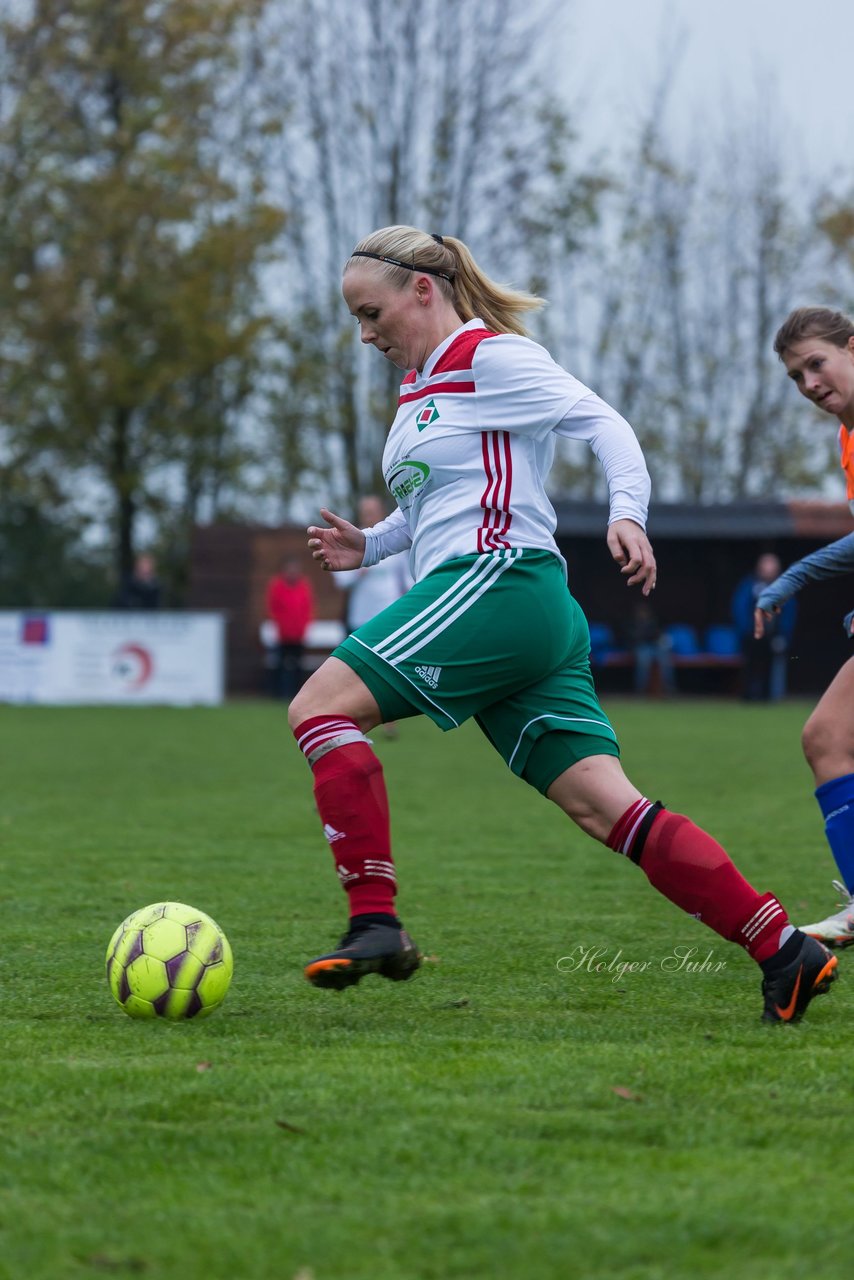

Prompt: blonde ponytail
[345,225,543,336]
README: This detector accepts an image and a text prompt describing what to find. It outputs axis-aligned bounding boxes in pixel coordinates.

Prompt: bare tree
[556,70,822,505]
[243,0,602,519]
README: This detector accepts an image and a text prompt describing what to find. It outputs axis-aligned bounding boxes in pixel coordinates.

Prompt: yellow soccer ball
[106,902,233,1020]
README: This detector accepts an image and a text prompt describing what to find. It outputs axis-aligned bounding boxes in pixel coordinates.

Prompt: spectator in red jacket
[266,557,315,699]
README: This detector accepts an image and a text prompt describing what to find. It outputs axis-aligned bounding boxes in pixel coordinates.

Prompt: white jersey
[361,319,650,582]
[334,554,414,630]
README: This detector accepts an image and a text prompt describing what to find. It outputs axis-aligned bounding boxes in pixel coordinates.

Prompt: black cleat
[304,919,421,991]
[761,930,838,1023]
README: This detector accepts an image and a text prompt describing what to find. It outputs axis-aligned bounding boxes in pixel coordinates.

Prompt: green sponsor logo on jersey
[387,458,430,504]
[416,399,440,430]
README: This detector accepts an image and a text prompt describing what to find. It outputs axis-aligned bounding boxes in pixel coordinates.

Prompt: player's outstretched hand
[754,605,778,639]
[606,519,657,595]
[307,508,367,572]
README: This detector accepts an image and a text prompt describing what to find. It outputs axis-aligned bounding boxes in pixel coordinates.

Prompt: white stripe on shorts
[507,712,618,774]
[374,549,522,667]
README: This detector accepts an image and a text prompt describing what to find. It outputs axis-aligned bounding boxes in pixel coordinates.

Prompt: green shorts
[334,548,619,794]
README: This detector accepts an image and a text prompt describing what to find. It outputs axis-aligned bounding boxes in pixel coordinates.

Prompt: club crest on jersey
[416,399,440,430]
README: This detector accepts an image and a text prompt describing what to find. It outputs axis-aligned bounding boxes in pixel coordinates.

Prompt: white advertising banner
[0,611,225,705]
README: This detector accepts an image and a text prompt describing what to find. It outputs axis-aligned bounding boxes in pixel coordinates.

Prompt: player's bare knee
[287,691,309,731]
[287,664,337,728]
[802,713,849,778]
[802,716,823,772]
[288,680,377,736]
[551,792,610,841]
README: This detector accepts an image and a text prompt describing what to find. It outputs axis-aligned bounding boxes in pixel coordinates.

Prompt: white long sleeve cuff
[361,508,413,567]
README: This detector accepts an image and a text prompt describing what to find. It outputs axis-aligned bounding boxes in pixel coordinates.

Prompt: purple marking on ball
[118,968,131,1003]
[153,990,171,1017]
[126,930,144,964]
[166,950,199,988]
[185,990,203,1018]
[186,920,222,964]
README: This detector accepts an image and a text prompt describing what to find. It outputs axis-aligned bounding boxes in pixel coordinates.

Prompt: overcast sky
[563,0,853,174]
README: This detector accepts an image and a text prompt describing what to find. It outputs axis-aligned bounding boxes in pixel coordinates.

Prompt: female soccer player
[288,227,837,1023]
[754,306,854,947]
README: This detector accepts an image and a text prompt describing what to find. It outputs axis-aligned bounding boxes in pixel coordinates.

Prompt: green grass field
[1,698,852,1280]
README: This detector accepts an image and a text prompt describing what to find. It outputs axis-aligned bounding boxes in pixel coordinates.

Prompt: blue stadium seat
[703,624,741,657]
[588,621,619,663]
[664,623,700,657]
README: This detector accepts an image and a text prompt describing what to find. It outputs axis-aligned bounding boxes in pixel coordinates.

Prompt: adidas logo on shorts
[414,664,442,689]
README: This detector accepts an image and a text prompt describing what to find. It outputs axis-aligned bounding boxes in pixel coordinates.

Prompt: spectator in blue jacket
[731,553,796,701]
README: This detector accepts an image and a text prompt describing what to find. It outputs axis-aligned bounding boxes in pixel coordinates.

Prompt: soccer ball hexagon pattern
[106,901,233,1020]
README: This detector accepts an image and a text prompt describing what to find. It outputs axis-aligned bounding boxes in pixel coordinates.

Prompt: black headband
[350,246,453,283]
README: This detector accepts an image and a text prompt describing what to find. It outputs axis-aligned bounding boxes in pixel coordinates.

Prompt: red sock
[293,716,396,917]
[607,799,790,962]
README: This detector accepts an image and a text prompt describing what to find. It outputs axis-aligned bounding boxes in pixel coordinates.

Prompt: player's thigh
[803,656,854,774]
